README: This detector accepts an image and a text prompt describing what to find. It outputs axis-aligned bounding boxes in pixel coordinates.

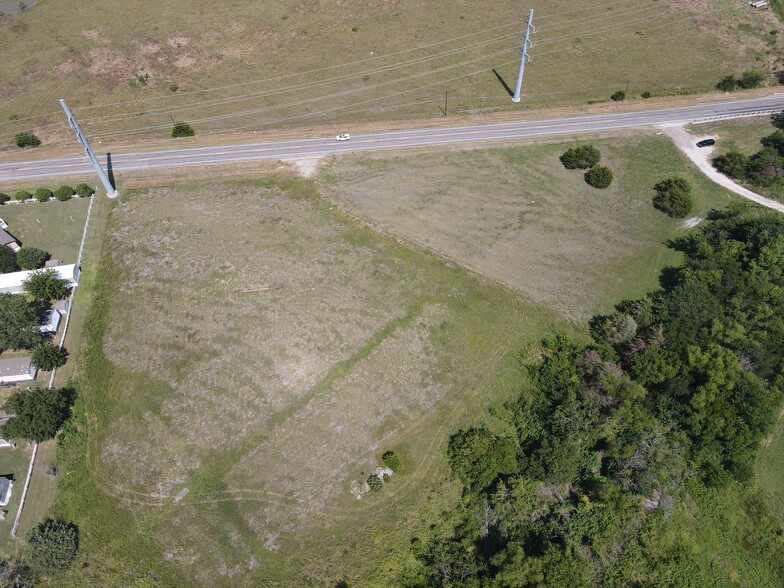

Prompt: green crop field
[0,0,780,150]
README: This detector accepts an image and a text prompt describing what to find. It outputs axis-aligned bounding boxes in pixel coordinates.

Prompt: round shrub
[15,190,32,201]
[610,90,626,102]
[716,74,737,92]
[16,247,49,270]
[54,185,74,201]
[653,176,693,218]
[15,132,41,148]
[641,91,652,99]
[0,193,9,205]
[560,145,600,169]
[75,183,95,198]
[382,451,401,472]
[25,519,79,577]
[585,166,613,189]
[34,188,54,202]
[172,121,195,138]
[738,70,765,90]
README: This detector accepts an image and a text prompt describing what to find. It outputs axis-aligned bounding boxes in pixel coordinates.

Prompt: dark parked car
[696,138,716,148]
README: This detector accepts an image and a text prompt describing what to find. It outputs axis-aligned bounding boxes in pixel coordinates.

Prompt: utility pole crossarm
[512,8,535,103]
[59,99,117,198]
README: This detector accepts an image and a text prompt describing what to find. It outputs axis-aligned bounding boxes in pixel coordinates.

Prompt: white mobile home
[0,264,80,295]
[0,357,37,384]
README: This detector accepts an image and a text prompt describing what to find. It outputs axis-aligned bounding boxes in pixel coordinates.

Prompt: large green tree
[0,293,42,350]
[25,519,78,578]
[31,343,68,371]
[22,269,70,301]
[15,247,49,270]
[2,387,71,443]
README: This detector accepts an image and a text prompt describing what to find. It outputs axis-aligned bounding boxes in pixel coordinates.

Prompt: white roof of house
[0,264,78,295]
[0,357,33,379]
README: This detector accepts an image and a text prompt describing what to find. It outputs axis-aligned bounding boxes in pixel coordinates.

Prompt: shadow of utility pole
[492,69,514,97]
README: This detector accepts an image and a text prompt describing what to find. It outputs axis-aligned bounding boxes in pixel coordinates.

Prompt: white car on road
[336,133,350,142]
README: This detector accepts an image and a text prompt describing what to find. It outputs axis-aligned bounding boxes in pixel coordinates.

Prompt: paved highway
[1,95,782,182]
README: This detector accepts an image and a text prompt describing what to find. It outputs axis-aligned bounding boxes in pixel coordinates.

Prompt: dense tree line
[401,204,784,586]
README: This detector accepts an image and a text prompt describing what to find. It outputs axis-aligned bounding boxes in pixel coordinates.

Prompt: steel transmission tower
[512,9,535,103]
[59,99,118,198]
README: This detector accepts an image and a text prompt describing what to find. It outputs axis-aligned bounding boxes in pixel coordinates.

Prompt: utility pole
[444,91,448,116]
[512,9,535,103]
[59,99,118,198]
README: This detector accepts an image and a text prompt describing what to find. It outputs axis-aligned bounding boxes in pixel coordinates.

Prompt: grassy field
[0,0,779,149]
[0,442,35,555]
[55,176,570,585]
[0,197,90,261]
[757,414,784,525]
[320,133,738,321]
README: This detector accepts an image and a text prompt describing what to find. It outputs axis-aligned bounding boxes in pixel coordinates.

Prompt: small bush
[366,474,382,492]
[585,166,613,189]
[54,185,74,201]
[737,70,765,90]
[0,193,9,205]
[15,190,32,201]
[713,151,749,179]
[382,451,401,471]
[641,91,652,99]
[610,90,626,102]
[653,176,693,218]
[716,74,737,92]
[75,183,95,198]
[172,121,195,138]
[15,132,41,148]
[34,188,53,202]
[16,247,49,270]
[560,145,600,169]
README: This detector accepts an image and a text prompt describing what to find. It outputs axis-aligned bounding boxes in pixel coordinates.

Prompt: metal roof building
[0,264,80,295]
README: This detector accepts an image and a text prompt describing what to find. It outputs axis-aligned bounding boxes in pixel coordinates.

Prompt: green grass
[0,0,777,146]
[693,116,776,156]
[321,133,738,321]
[0,442,36,556]
[53,177,570,585]
[757,416,784,525]
[0,198,90,262]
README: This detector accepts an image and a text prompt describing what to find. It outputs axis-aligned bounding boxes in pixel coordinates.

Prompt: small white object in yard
[36,219,40,223]
[174,487,189,503]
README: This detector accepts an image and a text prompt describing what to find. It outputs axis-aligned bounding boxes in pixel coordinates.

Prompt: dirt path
[660,123,784,213]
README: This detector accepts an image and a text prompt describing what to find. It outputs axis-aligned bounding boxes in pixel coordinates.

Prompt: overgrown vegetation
[716,70,766,92]
[405,205,784,586]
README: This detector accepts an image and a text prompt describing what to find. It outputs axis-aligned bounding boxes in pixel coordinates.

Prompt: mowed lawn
[758,416,784,526]
[0,0,778,144]
[60,177,567,585]
[0,198,90,262]
[320,133,738,321]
